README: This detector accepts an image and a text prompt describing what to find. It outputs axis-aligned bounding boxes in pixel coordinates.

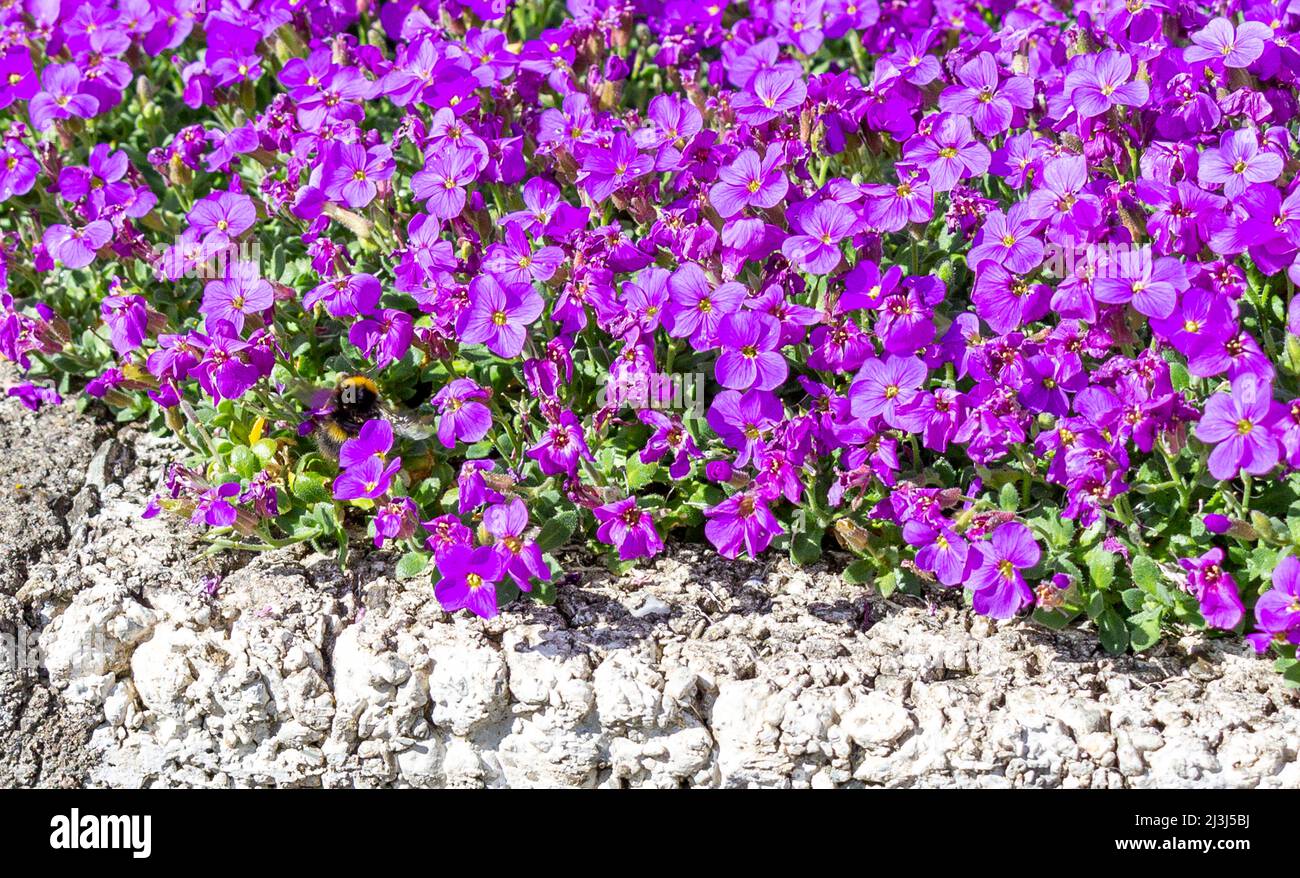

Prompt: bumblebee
[313,374,433,460]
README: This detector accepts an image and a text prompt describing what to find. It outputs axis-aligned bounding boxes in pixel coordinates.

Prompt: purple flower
[339,419,394,469]
[187,190,257,245]
[1194,374,1279,480]
[411,146,479,219]
[577,131,653,203]
[904,114,991,192]
[435,545,505,619]
[733,67,807,125]
[594,497,665,561]
[0,141,39,202]
[1197,128,1283,198]
[192,482,241,528]
[780,200,856,274]
[482,222,565,285]
[637,410,702,479]
[666,264,746,348]
[938,52,1034,136]
[1185,17,1273,69]
[968,204,1043,274]
[200,263,272,333]
[101,294,150,357]
[704,489,784,559]
[715,311,787,391]
[29,63,99,130]
[349,309,414,369]
[903,520,969,586]
[850,356,927,429]
[709,149,788,218]
[456,274,544,359]
[1178,548,1244,630]
[1247,557,1300,652]
[1093,252,1186,320]
[1064,51,1149,118]
[484,498,549,588]
[963,522,1039,619]
[7,382,62,411]
[373,496,418,548]
[707,389,783,467]
[432,378,493,448]
[43,221,112,269]
[333,455,402,500]
[304,273,382,319]
[324,142,394,209]
[527,409,592,476]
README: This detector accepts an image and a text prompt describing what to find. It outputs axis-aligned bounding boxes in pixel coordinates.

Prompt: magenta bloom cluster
[4,0,1300,669]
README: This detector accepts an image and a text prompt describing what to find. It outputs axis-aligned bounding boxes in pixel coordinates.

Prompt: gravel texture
[2,388,1298,788]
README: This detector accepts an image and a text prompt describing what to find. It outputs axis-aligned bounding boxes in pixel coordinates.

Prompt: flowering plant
[5,0,1300,680]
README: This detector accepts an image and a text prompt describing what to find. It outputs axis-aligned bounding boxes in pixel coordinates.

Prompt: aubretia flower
[1179,548,1244,630]
[903,521,968,586]
[333,454,402,501]
[435,545,505,619]
[411,146,480,219]
[1247,557,1300,652]
[456,274,544,359]
[527,409,592,476]
[709,149,788,218]
[666,264,746,348]
[101,294,150,357]
[1194,374,1279,480]
[715,311,787,391]
[432,378,492,448]
[704,489,785,560]
[483,222,565,285]
[1185,17,1273,69]
[29,63,99,130]
[349,309,414,369]
[7,382,62,411]
[43,221,112,269]
[1197,128,1283,198]
[963,522,1040,619]
[577,131,652,203]
[904,114,991,192]
[339,419,393,469]
[594,497,665,561]
[850,356,927,429]
[192,482,241,528]
[937,52,1034,137]
[187,190,256,245]
[484,498,549,589]
[968,205,1043,274]
[1064,51,1149,118]
[707,389,783,467]
[200,263,272,333]
[781,200,856,274]
[733,67,807,125]
[1093,253,1186,319]
[373,497,418,548]
[324,142,394,209]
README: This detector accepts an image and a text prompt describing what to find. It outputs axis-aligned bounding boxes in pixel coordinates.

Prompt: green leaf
[790,524,824,567]
[1120,588,1146,613]
[1098,609,1130,655]
[292,472,332,504]
[1130,556,1160,595]
[998,481,1019,512]
[1085,591,1107,621]
[843,559,874,585]
[230,445,260,480]
[876,570,897,599]
[1086,544,1116,592]
[535,509,578,552]
[395,551,429,580]
[626,457,660,490]
[1128,610,1163,652]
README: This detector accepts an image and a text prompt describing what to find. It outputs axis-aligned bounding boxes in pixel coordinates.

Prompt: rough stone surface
[3,387,1300,788]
